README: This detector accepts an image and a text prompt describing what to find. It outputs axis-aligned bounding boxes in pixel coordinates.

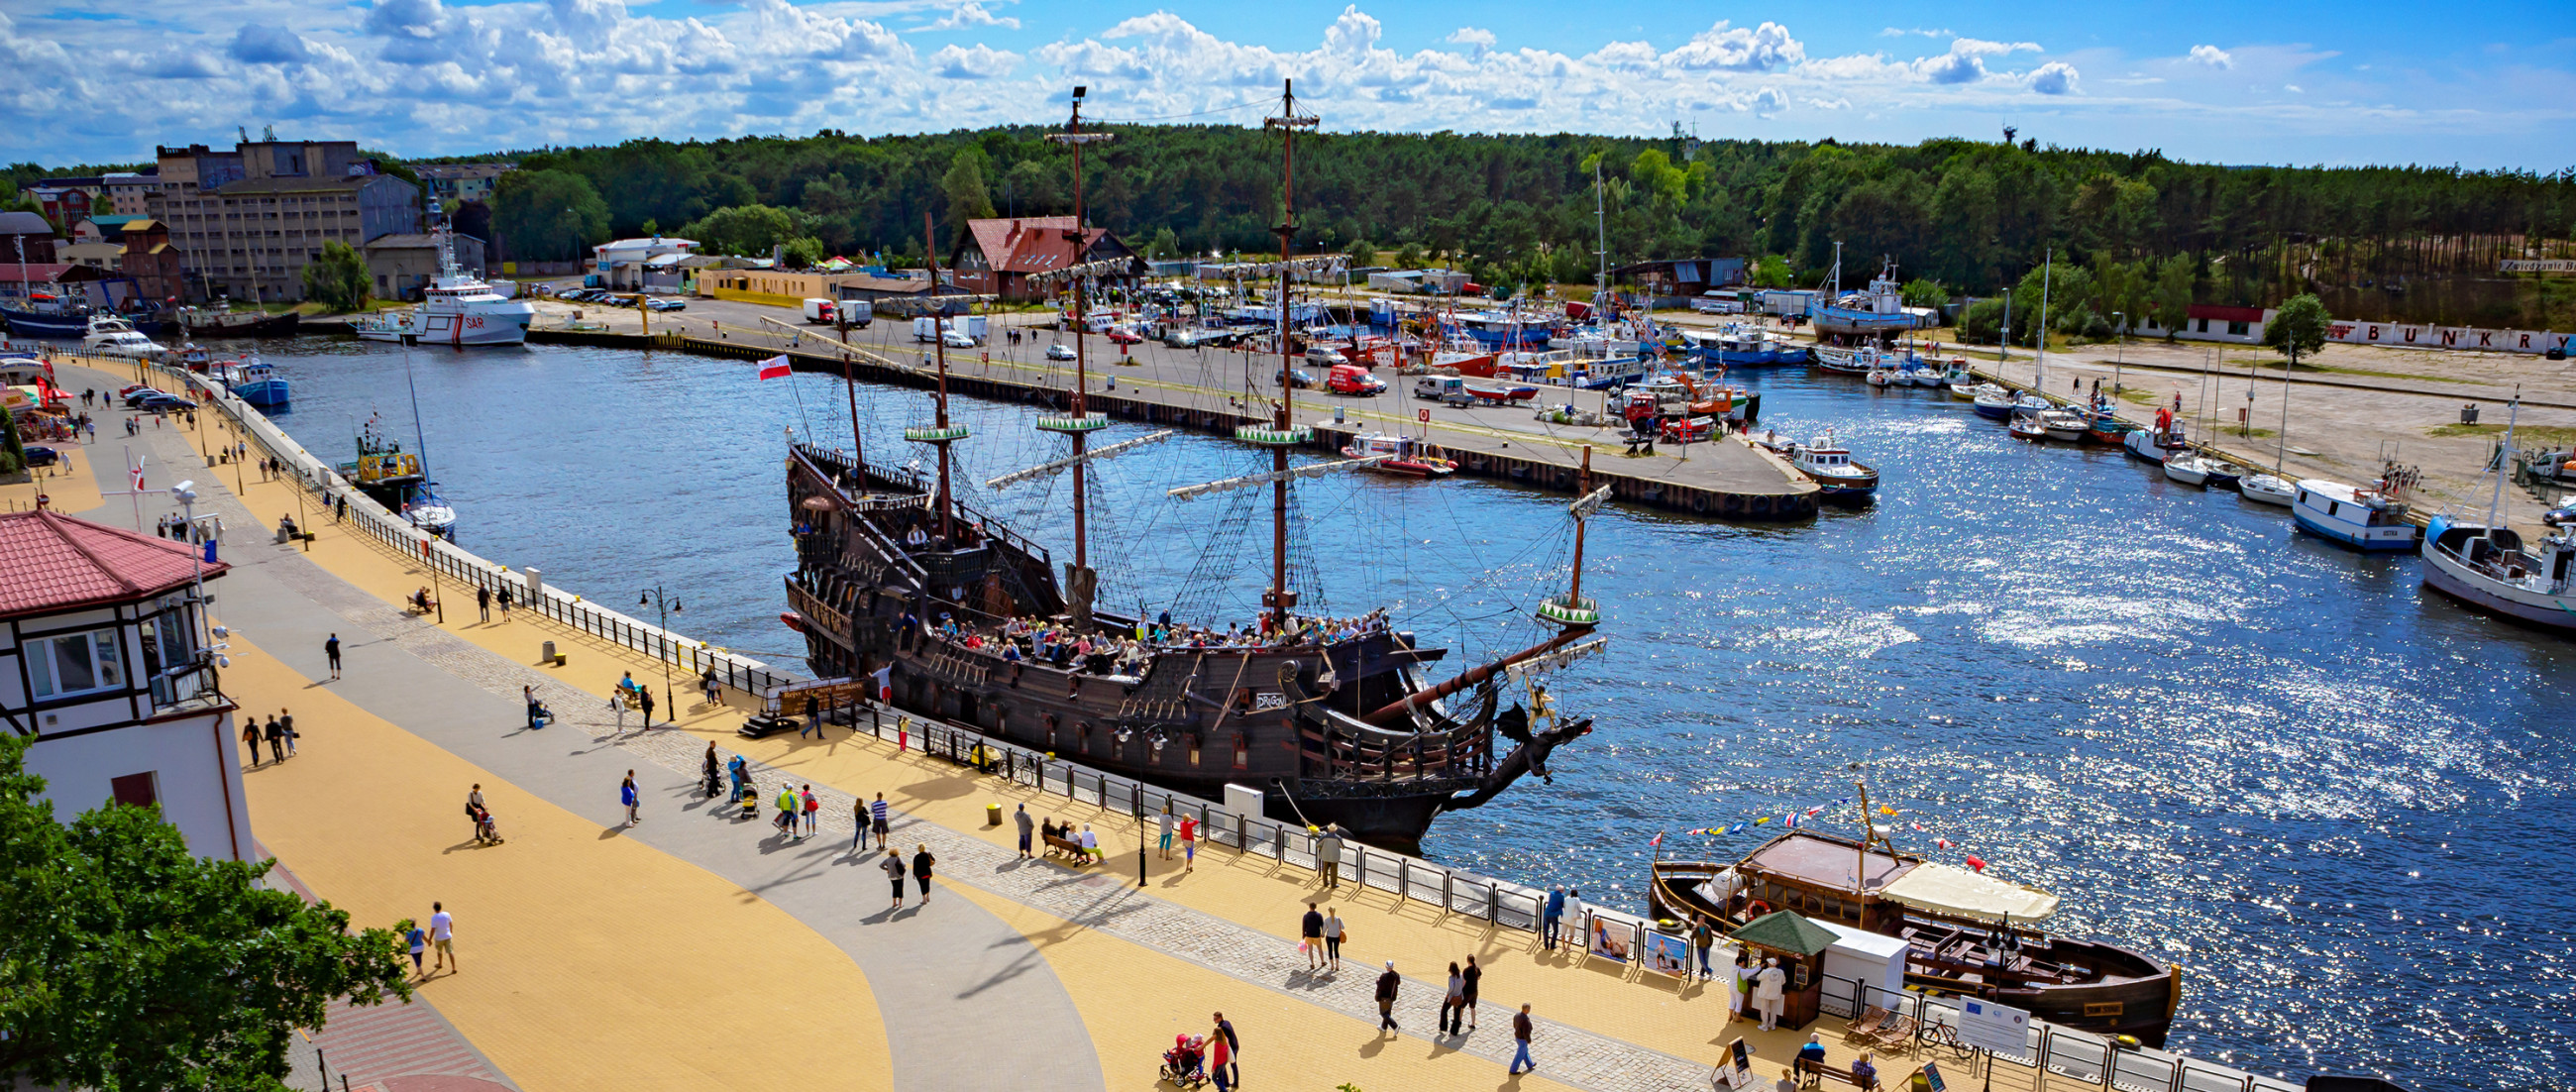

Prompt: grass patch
[2425,422,2576,445]
[2308,363,2454,382]
[2221,427,2279,440]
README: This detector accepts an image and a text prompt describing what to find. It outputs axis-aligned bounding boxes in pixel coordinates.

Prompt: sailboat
[2422,395,2576,630]
[774,83,1605,850]
[2238,349,2299,505]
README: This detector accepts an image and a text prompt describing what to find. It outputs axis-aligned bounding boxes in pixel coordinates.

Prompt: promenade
[14,356,2096,1092]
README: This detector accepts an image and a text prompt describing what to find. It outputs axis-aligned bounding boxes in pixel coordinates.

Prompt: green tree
[1147,226,1181,261]
[1900,277,1948,310]
[492,168,609,262]
[2149,254,2197,340]
[941,151,997,245]
[1393,241,1427,269]
[780,235,828,269]
[1959,297,2019,346]
[0,400,24,475]
[0,734,412,1089]
[2264,293,2331,368]
[1342,238,1375,267]
[678,204,814,258]
[300,240,371,312]
[1751,254,1793,289]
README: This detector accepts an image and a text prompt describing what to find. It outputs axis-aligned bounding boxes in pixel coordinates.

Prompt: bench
[1796,1056,1878,1091]
[1042,832,1098,864]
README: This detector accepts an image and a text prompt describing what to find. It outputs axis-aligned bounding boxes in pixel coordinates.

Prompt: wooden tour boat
[1650,793,2181,1044]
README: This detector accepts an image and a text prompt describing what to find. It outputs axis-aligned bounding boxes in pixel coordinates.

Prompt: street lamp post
[639,586,683,728]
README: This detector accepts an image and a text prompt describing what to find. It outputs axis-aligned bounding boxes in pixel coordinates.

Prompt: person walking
[496,583,510,619]
[1213,1013,1239,1088]
[1315,825,1343,888]
[428,902,456,975]
[1206,1019,1234,1092]
[1015,803,1034,859]
[403,919,427,976]
[336,492,348,522]
[1440,962,1466,1036]
[775,784,800,838]
[241,718,263,767]
[278,710,297,757]
[870,793,891,844]
[637,686,655,728]
[699,666,720,710]
[1301,902,1326,971]
[1178,814,1198,872]
[1692,917,1717,980]
[911,843,936,902]
[1157,806,1176,860]
[851,796,874,854]
[621,771,640,825]
[477,585,491,622]
[1461,954,1482,1030]
[1541,885,1565,951]
[1322,906,1344,973]
[324,633,342,680]
[880,848,909,910]
[1374,961,1403,1032]
[802,785,819,836]
[1508,1003,1536,1075]
[263,714,285,764]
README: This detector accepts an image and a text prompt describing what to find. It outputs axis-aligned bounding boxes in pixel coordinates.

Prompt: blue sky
[3,0,2570,169]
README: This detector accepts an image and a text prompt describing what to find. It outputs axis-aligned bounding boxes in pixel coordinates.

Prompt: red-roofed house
[1,509,248,861]
[948,216,1146,302]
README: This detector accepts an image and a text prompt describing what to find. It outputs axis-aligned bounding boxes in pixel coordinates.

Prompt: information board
[1954,998,2031,1055]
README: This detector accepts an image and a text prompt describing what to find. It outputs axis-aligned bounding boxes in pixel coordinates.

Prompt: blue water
[247,337,2572,1087]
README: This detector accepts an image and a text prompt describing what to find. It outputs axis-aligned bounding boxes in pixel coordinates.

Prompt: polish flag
[757,355,792,381]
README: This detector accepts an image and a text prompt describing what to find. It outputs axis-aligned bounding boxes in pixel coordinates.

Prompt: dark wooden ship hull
[1650,851,2180,1045]
[185,310,301,337]
[785,443,1591,851]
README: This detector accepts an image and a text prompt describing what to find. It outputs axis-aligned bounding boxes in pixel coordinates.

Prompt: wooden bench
[1042,832,1097,864]
[1796,1056,1878,1091]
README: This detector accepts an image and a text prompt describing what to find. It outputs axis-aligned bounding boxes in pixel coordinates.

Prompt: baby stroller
[1158,1035,1207,1089]
[468,801,503,845]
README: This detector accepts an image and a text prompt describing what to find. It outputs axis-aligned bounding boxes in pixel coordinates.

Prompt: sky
[3,0,2571,170]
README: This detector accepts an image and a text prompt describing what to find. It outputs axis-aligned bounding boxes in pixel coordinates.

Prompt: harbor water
[237,336,2571,1088]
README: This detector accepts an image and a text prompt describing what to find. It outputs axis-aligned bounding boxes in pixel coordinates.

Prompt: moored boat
[1342,432,1456,478]
[220,356,290,408]
[2039,407,2090,443]
[2007,411,2049,442]
[2292,478,2420,551]
[1790,431,1878,501]
[2162,453,2213,486]
[1649,822,2181,1045]
[2238,473,2295,505]
[2123,420,2189,464]
[2422,515,2576,631]
[1971,385,2017,419]
[179,305,301,338]
[80,316,165,359]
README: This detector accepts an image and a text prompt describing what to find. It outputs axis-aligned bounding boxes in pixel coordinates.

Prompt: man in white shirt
[428,902,456,974]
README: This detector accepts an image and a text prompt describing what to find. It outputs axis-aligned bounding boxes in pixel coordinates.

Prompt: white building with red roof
[0,509,248,860]
[948,216,1145,301]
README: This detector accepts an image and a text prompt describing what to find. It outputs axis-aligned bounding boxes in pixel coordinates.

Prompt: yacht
[2238,473,2296,506]
[81,316,166,359]
[354,203,534,346]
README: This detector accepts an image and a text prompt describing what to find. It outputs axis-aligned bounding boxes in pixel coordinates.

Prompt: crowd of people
[917,605,1397,676]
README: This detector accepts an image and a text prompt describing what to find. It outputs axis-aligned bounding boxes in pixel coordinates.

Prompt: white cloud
[2029,61,2081,95]
[230,24,312,65]
[1666,20,1803,72]
[914,3,1020,33]
[1909,38,2037,84]
[930,42,1019,79]
[1447,27,1495,54]
[1752,86,1788,114]
[1805,96,1851,110]
[2189,45,2233,68]
[1879,27,1954,39]
[2284,83,2303,93]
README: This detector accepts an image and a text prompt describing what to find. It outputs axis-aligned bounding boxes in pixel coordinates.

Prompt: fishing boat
[2200,462,2241,490]
[2084,407,2138,446]
[1649,802,2181,1044]
[2239,473,2295,506]
[1971,385,2018,419]
[1949,382,1983,401]
[1342,432,1456,478]
[1790,431,1878,501]
[2039,407,2090,443]
[1810,345,1881,377]
[2419,398,2575,630]
[219,356,290,408]
[2122,412,2190,463]
[337,417,456,539]
[0,291,93,339]
[778,84,1602,852]
[178,304,300,338]
[1899,361,1944,387]
[2292,478,2420,551]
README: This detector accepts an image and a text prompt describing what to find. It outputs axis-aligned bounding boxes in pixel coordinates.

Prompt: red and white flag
[757,355,792,381]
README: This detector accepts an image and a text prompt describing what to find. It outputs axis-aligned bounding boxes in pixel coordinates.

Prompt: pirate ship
[779,83,1604,849]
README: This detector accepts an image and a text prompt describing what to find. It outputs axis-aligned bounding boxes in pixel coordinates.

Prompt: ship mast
[1044,86,1118,584]
[1260,80,1318,633]
[909,209,965,543]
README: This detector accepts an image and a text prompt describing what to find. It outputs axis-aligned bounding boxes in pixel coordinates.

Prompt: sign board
[1418,408,1431,423]
[1954,998,2031,1056]
[2501,260,2576,273]
[1919,1061,1946,1092]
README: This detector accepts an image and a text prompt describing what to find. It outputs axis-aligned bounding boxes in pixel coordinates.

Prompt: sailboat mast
[1593,159,1608,313]
[1264,80,1317,632]
[2489,391,2520,531]
[923,209,955,542]
[2035,248,2052,390]
[2273,350,2292,478]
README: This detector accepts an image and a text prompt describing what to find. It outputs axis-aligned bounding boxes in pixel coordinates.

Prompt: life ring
[1690,492,1709,514]
[1746,899,1773,918]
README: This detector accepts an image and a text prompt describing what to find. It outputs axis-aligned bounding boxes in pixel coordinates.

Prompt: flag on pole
[1649,831,1664,848]
[757,355,792,381]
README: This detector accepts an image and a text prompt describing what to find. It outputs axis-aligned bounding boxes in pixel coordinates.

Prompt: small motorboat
[2085,408,2138,446]
[2124,425,2189,464]
[2008,411,2050,442]
[1972,385,2017,419]
[2292,478,2420,551]
[2163,453,2213,487]
[2239,473,2296,506]
[1866,369,1897,387]
[2200,462,2242,490]
[2040,408,2091,443]
[1342,432,1456,478]
[1791,431,1879,501]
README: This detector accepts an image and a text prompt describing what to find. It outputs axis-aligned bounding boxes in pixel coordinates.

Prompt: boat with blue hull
[2292,479,2420,551]
[220,357,290,408]
[1,304,94,339]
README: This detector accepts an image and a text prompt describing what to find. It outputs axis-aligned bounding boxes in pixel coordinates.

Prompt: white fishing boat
[2239,473,2296,505]
[1866,368,1897,387]
[2123,425,2189,464]
[2419,398,2576,630]
[2292,479,2420,551]
[1790,431,1879,501]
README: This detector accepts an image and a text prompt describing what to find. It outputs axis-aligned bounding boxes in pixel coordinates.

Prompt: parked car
[1105,327,1143,346]
[23,445,59,467]
[647,298,687,312]
[1325,365,1386,395]
[135,394,197,412]
[941,331,977,349]
[121,387,170,406]
[1045,343,1077,361]
[1274,368,1316,389]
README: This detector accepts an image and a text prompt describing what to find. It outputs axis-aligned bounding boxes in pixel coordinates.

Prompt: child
[401,919,426,975]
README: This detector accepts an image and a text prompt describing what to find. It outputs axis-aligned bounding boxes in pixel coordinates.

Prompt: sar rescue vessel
[780,83,1605,851]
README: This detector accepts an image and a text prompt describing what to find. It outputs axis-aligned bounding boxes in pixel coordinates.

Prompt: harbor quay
[2,353,2318,1092]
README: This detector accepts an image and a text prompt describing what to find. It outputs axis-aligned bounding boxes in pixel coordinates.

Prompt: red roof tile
[0,510,227,620]
[960,216,1114,274]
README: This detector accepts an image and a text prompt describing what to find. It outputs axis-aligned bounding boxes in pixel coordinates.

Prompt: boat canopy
[1879,861,2060,922]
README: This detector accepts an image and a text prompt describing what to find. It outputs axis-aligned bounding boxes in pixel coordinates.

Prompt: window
[110,772,159,809]
[29,628,127,699]
[2196,318,2208,333]
[2227,321,2251,337]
